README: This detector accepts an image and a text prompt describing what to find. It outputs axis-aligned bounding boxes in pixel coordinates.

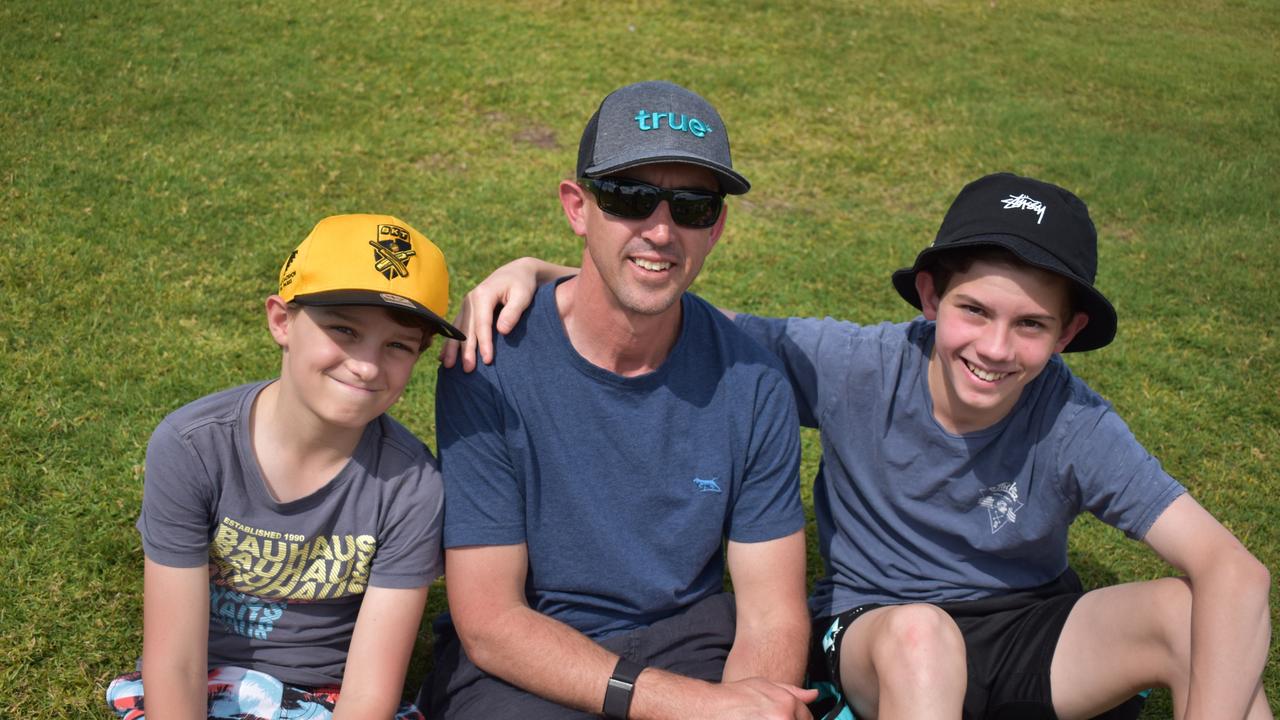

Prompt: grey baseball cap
[576,81,750,195]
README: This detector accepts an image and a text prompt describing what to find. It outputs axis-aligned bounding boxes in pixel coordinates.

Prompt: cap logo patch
[1001,193,1047,224]
[370,224,416,280]
[379,292,415,309]
[633,109,713,138]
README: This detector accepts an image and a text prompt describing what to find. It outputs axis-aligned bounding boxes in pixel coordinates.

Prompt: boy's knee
[869,604,965,681]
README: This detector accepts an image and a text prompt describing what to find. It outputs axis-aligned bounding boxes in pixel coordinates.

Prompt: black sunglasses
[579,177,725,229]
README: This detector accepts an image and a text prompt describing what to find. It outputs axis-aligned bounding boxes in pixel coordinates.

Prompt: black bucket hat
[891,172,1117,353]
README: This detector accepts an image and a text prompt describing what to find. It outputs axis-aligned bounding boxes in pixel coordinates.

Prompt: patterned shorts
[105,665,425,720]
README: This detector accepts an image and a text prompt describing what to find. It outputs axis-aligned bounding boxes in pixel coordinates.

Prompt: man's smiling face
[578,162,725,318]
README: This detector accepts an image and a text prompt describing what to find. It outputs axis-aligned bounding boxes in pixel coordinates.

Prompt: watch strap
[602,657,644,719]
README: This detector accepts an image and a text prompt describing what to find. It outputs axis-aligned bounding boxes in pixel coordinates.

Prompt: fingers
[787,686,818,720]
[458,294,493,373]
[440,258,546,371]
[438,291,489,372]
[439,337,460,368]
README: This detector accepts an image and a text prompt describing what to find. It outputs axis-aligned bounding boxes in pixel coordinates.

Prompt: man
[420,81,816,719]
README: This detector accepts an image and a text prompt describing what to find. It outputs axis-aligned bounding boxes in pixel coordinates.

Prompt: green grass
[2,1,1276,715]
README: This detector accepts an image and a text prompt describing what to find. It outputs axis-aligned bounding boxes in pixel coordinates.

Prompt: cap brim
[292,290,466,341]
[891,234,1116,353]
[583,153,750,195]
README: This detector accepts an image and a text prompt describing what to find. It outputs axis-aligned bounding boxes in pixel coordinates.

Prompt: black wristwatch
[602,657,645,719]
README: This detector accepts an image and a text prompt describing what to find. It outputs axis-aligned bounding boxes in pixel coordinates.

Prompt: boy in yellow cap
[107,214,464,719]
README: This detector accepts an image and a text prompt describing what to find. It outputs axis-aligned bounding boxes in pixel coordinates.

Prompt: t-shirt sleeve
[734,314,851,429]
[136,418,216,568]
[1058,401,1186,540]
[436,363,525,548]
[367,448,445,589]
[726,371,806,543]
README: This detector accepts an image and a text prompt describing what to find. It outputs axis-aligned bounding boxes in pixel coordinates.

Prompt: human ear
[705,203,728,253]
[265,295,292,349]
[915,271,942,321]
[1055,311,1090,353]
[559,180,590,238]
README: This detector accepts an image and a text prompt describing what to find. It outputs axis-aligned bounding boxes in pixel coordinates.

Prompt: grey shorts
[419,592,736,719]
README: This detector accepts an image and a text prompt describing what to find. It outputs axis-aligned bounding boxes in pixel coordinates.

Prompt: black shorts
[810,570,1145,720]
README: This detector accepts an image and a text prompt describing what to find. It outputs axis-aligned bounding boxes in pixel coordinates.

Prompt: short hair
[286,302,435,352]
[923,245,1081,320]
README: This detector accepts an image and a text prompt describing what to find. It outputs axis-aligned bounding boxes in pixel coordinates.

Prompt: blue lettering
[632,108,714,138]
[209,584,287,640]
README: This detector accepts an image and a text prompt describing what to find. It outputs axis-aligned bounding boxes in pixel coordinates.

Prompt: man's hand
[630,673,817,720]
[715,678,818,720]
[439,257,577,371]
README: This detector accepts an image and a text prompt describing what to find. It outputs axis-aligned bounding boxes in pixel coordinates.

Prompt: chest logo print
[693,477,722,493]
[978,481,1024,533]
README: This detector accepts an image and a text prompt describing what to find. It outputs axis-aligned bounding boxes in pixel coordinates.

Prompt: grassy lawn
[2,1,1276,715]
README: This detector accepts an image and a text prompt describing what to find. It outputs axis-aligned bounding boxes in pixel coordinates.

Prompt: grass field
[2,1,1277,716]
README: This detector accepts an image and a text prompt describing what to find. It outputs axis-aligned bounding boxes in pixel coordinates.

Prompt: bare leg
[837,604,966,720]
[1050,578,1192,719]
[1245,676,1274,720]
[1052,576,1274,720]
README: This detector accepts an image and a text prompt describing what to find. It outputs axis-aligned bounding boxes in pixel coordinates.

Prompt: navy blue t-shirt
[437,281,805,638]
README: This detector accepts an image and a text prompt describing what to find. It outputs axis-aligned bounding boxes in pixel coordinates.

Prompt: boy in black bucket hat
[443,171,1272,719]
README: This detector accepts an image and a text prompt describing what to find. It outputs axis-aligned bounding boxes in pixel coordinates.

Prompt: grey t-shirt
[137,381,444,687]
[735,315,1186,617]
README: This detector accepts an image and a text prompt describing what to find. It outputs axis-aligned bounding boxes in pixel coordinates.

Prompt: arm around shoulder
[440,257,579,371]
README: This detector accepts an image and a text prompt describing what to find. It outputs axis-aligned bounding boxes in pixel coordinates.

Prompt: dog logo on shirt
[978,481,1024,533]
[693,478,722,493]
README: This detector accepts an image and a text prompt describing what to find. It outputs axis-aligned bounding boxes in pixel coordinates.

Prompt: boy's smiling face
[917,258,1088,434]
[269,300,426,430]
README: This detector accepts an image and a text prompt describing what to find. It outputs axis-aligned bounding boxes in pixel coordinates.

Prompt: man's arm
[332,585,430,719]
[446,543,816,720]
[140,558,209,719]
[439,257,578,371]
[723,531,811,686]
[1143,493,1271,718]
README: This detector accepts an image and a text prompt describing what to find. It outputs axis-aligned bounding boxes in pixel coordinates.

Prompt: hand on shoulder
[439,257,577,371]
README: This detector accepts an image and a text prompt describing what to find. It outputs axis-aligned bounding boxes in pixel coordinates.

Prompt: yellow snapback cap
[278,214,465,340]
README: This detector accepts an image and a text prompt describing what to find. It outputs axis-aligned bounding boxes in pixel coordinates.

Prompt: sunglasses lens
[594,180,659,219]
[670,191,722,228]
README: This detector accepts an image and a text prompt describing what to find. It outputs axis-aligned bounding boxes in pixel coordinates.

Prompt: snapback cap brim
[582,152,750,195]
[291,289,466,341]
